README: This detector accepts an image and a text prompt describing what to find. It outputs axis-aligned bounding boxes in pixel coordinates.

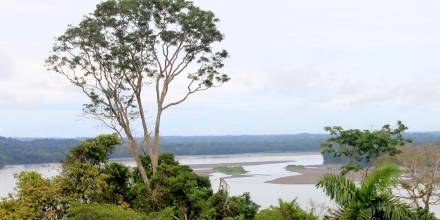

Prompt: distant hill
[1,132,440,166]
[0,136,80,166]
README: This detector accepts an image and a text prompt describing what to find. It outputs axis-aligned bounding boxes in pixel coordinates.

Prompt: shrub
[66,203,149,220]
[256,199,318,220]
[209,190,259,220]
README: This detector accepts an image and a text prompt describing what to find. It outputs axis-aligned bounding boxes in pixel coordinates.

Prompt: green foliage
[285,164,305,171]
[145,206,177,220]
[208,190,259,220]
[321,121,411,173]
[135,152,179,179]
[0,134,329,166]
[67,203,149,220]
[0,136,258,220]
[413,208,438,220]
[0,171,66,219]
[59,162,109,203]
[214,166,248,174]
[230,193,260,220]
[0,135,124,219]
[0,136,79,165]
[102,162,131,203]
[46,0,229,131]
[130,153,260,219]
[135,153,213,219]
[0,199,17,220]
[63,134,120,166]
[256,199,318,220]
[3,133,440,166]
[316,164,417,219]
[59,134,122,204]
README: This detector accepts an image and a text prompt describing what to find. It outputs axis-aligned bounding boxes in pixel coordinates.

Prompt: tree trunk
[128,140,150,188]
[151,109,162,174]
[151,139,160,173]
[424,194,431,211]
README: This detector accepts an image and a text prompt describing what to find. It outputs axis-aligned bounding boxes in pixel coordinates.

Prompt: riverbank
[193,161,362,184]
[267,164,362,184]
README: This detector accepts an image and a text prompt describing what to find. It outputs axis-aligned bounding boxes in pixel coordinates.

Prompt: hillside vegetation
[1,132,440,166]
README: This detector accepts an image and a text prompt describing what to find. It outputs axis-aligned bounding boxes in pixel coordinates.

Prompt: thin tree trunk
[128,140,151,187]
[424,190,431,211]
[151,108,163,173]
[151,136,160,173]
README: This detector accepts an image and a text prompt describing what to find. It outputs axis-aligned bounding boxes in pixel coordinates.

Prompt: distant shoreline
[114,151,322,161]
[0,152,322,168]
[3,132,440,167]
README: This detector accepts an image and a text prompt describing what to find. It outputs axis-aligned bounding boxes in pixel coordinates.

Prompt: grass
[214,165,248,174]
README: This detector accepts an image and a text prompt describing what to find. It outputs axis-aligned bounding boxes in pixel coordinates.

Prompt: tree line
[0,134,319,219]
[2,132,440,167]
[3,125,440,219]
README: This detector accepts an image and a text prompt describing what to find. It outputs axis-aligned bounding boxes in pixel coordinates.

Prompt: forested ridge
[1,132,440,166]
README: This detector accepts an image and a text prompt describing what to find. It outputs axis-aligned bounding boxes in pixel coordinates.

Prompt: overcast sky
[1,0,440,137]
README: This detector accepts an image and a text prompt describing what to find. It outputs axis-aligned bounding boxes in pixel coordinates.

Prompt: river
[0,152,438,217]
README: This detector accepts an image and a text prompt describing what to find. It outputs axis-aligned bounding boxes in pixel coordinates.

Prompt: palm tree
[316,164,415,220]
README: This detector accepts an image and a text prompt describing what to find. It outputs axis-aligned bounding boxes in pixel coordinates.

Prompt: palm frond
[316,173,357,207]
[325,207,346,220]
[319,164,416,220]
[360,164,401,197]
[378,195,414,220]
[355,207,374,220]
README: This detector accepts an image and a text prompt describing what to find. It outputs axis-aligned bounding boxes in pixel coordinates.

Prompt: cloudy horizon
[1,0,440,137]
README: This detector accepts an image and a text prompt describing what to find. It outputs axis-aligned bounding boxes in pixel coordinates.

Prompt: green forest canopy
[1,132,440,166]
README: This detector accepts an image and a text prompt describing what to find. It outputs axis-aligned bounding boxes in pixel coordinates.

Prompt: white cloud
[0,59,83,107]
[2,0,440,136]
[257,68,440,110]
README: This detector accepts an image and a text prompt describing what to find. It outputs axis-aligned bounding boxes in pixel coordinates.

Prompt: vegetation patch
[214,166,248,174]
[285,164,305,171]
[256,199,318,220]
[67,203,149,220]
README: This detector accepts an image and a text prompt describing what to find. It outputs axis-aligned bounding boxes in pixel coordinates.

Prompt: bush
[208,190,259,220]
[67,203,149,220]
[137,153,213,219]
[0,172,67,219]
[256,199,318,220]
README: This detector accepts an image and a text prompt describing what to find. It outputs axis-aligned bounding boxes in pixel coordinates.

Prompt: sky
[1,0,440,137]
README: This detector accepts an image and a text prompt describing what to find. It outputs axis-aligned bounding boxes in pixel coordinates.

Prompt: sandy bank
[268,165,362,184]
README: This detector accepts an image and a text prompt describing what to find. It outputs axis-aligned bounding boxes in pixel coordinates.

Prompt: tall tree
[46,0,229,188]
[321,121,410,175]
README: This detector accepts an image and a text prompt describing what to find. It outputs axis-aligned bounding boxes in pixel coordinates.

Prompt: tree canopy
[0,134,265,219]
[321,121,411,174]
[47,0,230,188]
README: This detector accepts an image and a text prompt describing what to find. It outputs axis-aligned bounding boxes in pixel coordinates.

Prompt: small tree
[321,121,410,175]
[46,0,229,188]
[394,144,440,211]
[56,134,131,207]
